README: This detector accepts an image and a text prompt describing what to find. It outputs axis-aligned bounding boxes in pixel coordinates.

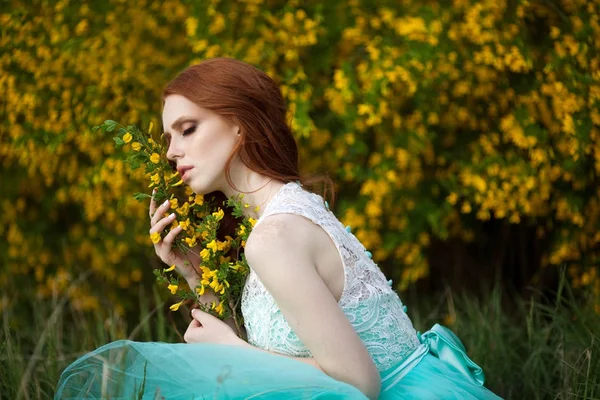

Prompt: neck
[220,172,285,220]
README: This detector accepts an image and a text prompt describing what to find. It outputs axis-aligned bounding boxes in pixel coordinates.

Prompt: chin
[188,177,215,196]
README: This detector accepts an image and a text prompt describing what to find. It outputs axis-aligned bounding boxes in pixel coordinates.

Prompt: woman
[55,58,502,399]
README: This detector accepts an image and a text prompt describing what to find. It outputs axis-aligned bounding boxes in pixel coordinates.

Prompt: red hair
[162,57,335,242]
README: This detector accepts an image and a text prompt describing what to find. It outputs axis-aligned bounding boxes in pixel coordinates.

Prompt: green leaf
[113,136,125,148]
[133,192,152,201]
[105,120,118,132]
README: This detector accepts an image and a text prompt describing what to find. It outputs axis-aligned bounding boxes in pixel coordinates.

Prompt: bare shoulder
[244,213,318,267]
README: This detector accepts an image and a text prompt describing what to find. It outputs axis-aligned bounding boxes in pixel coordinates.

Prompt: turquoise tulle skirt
[55,324,502,399]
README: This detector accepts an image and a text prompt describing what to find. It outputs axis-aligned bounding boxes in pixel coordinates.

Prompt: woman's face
[162,94,241,195]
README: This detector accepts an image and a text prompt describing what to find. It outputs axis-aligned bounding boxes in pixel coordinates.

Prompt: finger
[189,319,201,328]
[161,225,183,247]
[149,212,178,235]
[191,308,210,324]
[149,188,157,218]
[150,199,173,227]
[184,326,197,343]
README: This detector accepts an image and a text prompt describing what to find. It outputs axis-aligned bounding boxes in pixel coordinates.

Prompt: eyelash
[182,126,196,136]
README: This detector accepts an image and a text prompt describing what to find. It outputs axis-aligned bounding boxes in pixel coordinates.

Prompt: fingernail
[163,199,169,207]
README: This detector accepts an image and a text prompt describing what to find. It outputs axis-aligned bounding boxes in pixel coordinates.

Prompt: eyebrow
[163,116,198,139]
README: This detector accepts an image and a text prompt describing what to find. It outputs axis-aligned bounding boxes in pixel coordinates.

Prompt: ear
[228,116,241,137]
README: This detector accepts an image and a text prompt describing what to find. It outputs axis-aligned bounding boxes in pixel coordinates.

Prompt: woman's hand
[184,308,242,346]
[149,189,200,282]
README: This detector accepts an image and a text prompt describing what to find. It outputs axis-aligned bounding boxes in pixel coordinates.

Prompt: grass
[407,271,600,399]
[1,271,598,399]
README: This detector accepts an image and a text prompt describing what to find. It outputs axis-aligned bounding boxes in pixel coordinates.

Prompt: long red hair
[161,57,335,242]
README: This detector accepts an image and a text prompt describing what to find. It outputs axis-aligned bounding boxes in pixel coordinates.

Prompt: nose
[166,136,184,162]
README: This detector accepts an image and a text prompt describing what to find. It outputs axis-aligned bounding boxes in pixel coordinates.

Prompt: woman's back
[242,181,421,372]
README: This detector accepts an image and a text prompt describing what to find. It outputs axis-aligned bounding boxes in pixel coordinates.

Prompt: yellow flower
[148,121,154,134]
[150,173,160,185]
[123,132,132,143]
[169,198,178,209]
[150,153,160,164]
[132,142,142,151]
[150,232,161,244]
[248,217,257,227]
[196,285,205,296]
[212,208,224,221]
[168,284,178,294]
[200,265,211,275]
[219,255,231,265]
[179,218,190,230]
[207,239,218,253]
[172,179,184,187]
[177,202,189,216]
[169,300,184,311]
[194,194,204,205]
[200,248,211,261]
[254,205,260,212]
[185,236,197,247]
[215,302,224,316]
[244,203,249,208]
[164,265,176,272]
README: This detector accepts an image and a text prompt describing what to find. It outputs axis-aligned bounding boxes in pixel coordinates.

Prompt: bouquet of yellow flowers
[94,120,253,338]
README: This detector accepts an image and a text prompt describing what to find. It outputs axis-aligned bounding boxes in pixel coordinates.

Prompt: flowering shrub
[1,0,599,318]
[0,0,191,315]
[183,0,600,297]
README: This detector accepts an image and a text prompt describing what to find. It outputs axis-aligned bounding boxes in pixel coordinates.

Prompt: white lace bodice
[240,181,420,372]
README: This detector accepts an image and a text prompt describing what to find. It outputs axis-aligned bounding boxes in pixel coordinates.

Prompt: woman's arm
[243,214,381,400]
[232,337,325,371]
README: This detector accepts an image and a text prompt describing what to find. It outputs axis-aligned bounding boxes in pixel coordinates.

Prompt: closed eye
[183,126,196,136]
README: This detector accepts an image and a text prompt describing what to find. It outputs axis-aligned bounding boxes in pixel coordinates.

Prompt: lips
[177,166,194,180]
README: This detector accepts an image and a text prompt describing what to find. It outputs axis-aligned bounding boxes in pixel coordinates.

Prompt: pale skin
[148,94,381,399]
